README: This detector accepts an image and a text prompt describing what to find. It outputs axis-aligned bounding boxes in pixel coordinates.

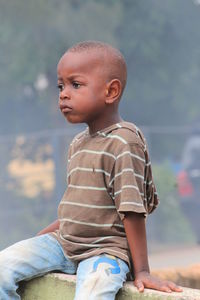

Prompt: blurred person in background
[178,124,200,243]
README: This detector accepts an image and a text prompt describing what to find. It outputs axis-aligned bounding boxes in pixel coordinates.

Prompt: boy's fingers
[155,282,182,293]
[134,279,144,292]
[134,276,182,294]
[159,285,172,293]
[146,281,171,293]
[167,281,183,292]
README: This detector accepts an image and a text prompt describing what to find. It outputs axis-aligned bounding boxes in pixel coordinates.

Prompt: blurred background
[0,0,200,265]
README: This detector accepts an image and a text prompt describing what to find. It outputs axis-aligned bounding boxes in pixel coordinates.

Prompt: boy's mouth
[60,104,73,113]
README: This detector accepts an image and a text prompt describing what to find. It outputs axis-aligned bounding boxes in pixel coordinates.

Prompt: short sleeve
[111,143,147,220]
[67,144,72,185]
[144,149,159,214]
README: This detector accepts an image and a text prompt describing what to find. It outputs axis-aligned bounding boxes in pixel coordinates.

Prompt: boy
[0,41,182,299]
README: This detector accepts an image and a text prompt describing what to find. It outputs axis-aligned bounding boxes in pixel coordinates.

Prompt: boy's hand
[134,271,183,293]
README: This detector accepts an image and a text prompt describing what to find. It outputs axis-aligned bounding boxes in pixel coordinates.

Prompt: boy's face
[57,51,108,125]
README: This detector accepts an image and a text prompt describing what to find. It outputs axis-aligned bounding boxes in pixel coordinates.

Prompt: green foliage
[1,0,200,135]
[0,0,121,90]
[147,162,196,244]
[0,0,200,248]
[0,0,122,134]
[119,0,200,127]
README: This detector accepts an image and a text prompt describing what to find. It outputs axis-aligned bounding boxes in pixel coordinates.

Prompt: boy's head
[57,41,127,127]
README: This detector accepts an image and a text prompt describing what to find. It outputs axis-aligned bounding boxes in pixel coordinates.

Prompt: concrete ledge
[19,272,200,300]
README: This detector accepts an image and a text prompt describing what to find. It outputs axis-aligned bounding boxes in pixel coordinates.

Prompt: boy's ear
[105,79,122,104]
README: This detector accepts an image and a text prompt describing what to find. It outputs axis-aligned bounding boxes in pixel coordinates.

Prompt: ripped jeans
[0,234,129,300]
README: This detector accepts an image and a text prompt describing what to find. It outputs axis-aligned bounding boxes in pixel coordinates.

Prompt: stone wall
[19,270,200,300]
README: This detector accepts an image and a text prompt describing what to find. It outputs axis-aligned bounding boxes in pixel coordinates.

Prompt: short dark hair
[67,40,127,94]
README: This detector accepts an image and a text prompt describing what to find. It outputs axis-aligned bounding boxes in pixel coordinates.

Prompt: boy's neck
[88,114,123,135]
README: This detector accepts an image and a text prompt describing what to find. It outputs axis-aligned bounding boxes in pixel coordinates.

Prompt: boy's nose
[59,87,70,100]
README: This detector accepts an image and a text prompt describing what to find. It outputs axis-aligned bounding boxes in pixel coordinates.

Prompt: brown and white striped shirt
[52,122,159,267]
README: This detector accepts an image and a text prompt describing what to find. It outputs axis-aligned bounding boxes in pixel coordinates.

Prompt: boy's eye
[72,81,81,89]
[57,83,64,92]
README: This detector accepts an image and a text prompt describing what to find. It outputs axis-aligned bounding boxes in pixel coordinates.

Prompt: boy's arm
[123,212,182,293]
[36,219,60,236]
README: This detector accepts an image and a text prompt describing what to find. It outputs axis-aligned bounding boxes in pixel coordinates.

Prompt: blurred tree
[0,0,122,134]
[119,0,200,127]
[1,0,200,247]
[1,0,200,153]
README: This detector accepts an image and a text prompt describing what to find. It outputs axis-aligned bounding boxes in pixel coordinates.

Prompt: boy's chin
[64,114,84,124]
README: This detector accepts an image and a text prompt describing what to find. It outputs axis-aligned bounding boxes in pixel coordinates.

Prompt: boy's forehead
[57,50,105,76]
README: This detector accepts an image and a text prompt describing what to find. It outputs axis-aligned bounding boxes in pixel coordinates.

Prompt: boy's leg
[0,234,77,300]
[74,254,129,300]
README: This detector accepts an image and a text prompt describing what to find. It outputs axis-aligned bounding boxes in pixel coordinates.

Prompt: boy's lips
[60,104,73,113]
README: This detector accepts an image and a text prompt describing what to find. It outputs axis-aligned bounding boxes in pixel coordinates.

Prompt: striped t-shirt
[52,121,159,267]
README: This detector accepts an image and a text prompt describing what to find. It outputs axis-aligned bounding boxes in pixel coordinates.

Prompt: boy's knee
[76,256,125,298]
[83,264,116,291]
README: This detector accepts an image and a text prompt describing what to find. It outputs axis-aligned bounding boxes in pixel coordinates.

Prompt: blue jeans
[0,234,129,300]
